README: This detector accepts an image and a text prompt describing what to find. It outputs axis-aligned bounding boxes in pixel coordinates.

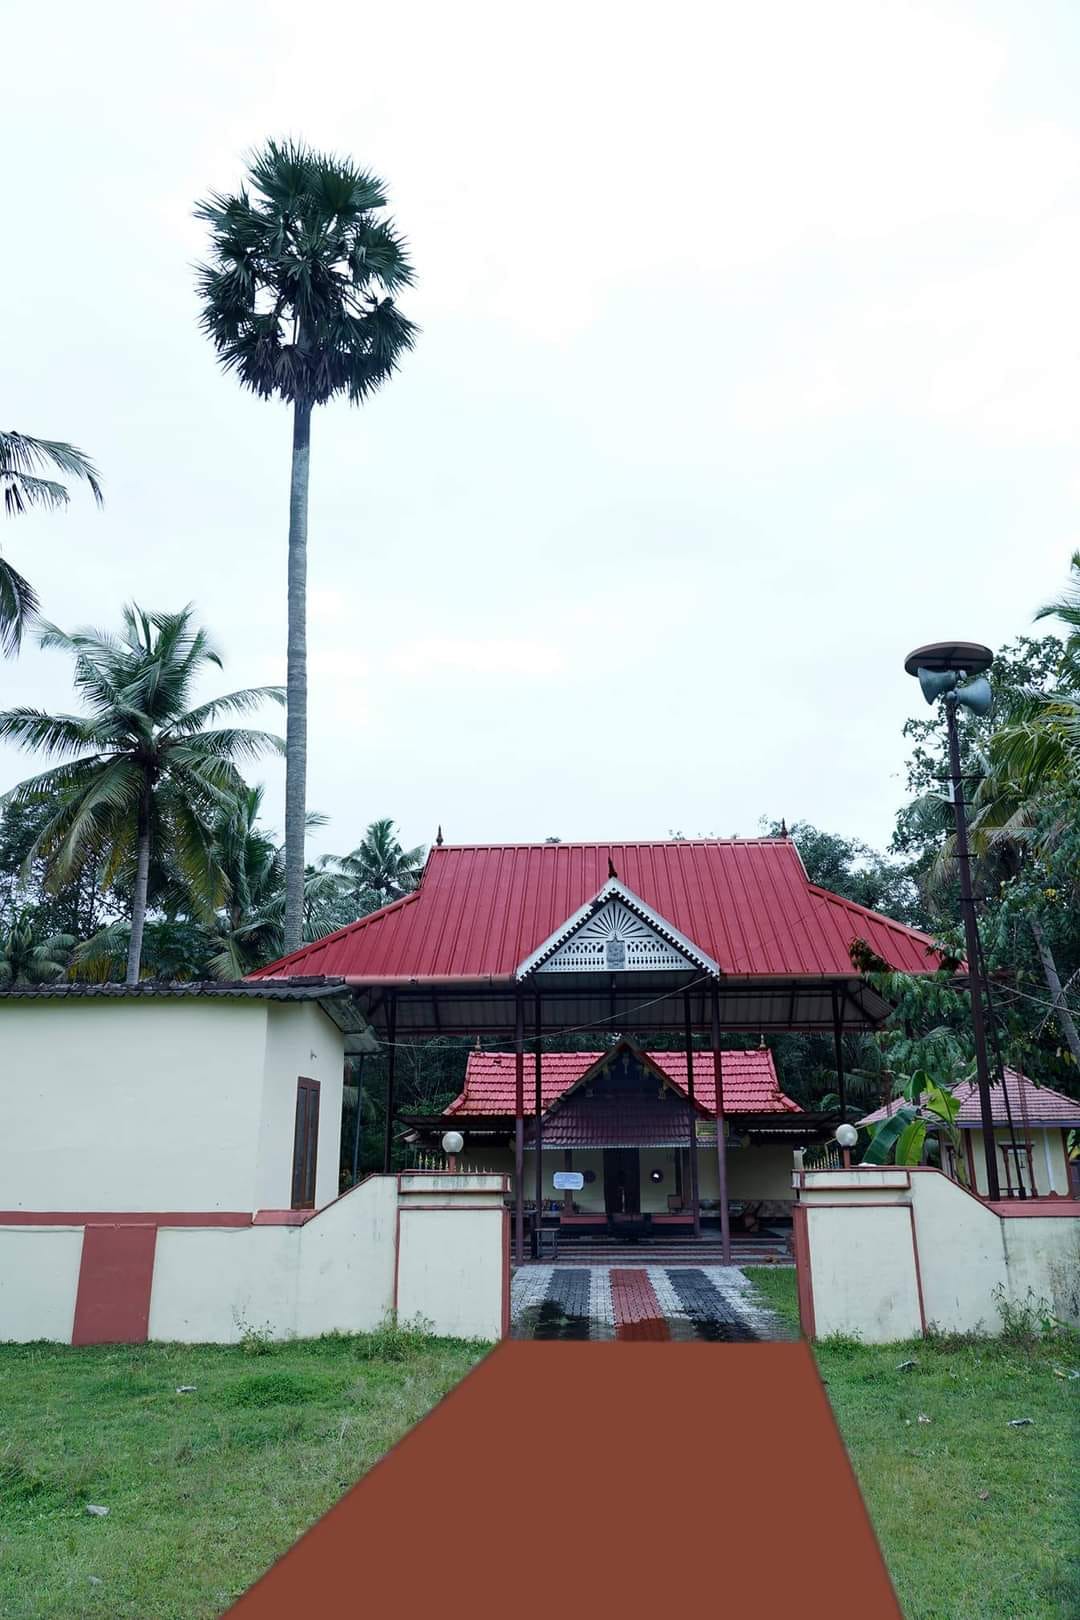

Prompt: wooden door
[291,1077,321,1210]
[603,1148,641,1214]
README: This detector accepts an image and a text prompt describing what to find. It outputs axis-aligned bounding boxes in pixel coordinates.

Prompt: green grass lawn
[2,1295,1077,1620]
[744,1267,1080,1620]
[0,1324,487,1620]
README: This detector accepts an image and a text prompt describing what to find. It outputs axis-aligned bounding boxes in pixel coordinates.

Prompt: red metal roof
[249,839,943,983]
[447,1047,800,1118]
[858,1069,1080,1129]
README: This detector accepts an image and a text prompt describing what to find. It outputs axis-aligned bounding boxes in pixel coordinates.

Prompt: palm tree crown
[0,430,103,655]
[194,139,417,408]
[334,818,426,913]
[0,908,74,985]
[0,604,284,983]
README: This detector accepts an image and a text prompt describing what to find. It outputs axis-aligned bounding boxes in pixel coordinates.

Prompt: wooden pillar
[381,994,397,1174]
[683,993,701,1237]
[514,993,525,1266]
[710,983,731,1265]
[533,992,543,1239]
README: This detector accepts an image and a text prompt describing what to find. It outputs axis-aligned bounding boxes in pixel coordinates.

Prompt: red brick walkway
[609,1268,670,1340]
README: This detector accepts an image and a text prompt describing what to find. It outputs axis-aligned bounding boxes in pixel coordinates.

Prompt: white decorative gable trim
[515,880,719,980]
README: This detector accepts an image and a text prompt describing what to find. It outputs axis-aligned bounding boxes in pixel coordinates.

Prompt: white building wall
[0,1000,268,1212]
[149,1226,301,1342]
[0,1227,82,1341]
[255,1001,345,1210]
[798,1168,1080,1342]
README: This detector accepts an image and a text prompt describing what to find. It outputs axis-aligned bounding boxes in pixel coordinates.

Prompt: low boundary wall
[0,1173,509,1346]
[793,1167,1080,1342]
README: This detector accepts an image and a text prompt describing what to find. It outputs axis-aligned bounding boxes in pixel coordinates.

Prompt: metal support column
[945,694,1001,1200]
[350,1053,366,1186]
[381,995,397,1174]
[533,992,543,1243]
[683,992,701,1237]
[831,988,847,1122]
[710,983,732,1265]
[514,993,525,1266]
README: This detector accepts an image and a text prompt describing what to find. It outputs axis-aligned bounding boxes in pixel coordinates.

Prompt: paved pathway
[511,1263,795,1341]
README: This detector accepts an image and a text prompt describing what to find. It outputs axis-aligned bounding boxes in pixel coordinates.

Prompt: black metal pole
[683,992,701,1237]
[514,993,525,1265]
[381,995,397,1175]
[831,988,847,1120]
[945,694,1001,1200]
[534,991,543,1243]
[350,1053,366,1186]
[710,983,732,1265]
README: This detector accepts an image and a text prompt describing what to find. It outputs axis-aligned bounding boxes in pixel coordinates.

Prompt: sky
[3,0,1079,864]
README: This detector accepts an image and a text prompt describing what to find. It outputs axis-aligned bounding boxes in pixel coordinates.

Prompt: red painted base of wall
[72,1226,158,1346]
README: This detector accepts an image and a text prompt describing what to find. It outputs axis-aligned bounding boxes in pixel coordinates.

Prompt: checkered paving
[510,1264,795,1342]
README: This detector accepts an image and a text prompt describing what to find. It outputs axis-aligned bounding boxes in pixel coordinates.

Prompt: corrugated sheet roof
[447,1047,800,1117]
[249,840,942,983]
[858,1069,1080,1128]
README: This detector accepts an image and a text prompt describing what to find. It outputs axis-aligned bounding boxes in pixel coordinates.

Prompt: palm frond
[0,432,103,507]
[0,557,39,655]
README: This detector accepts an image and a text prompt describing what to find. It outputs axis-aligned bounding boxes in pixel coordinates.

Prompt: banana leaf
[895,1117,928,1165]
[861,1105,918,1165]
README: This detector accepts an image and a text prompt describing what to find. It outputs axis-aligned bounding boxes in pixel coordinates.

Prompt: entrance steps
[519,1237,792,1267]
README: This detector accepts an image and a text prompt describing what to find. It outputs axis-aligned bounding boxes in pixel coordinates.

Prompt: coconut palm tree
[333,817,426,913]
[0,604,284,983]
[0,430,103,654]
[195,139,417,953]
[0,908,74,984]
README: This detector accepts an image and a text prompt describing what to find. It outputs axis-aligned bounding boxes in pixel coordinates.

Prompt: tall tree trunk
[1029,915,1080,1068]
[126,782,152,985]
[283,398,311,955]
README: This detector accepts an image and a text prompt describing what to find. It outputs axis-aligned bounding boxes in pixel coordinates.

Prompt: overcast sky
[3,0,1078,864]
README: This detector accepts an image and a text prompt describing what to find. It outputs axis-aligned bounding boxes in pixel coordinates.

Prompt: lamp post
[441,1130,464,1173]
[834,1122,858,1170]
[904,641,1000,1201]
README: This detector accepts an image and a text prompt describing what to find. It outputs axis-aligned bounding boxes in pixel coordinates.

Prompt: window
[1000,1141,1036,1198]
[291,1078,321,1210]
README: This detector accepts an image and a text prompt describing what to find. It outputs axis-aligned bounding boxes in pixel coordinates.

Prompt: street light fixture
[904,640,1000,1200]
[834,1122,858,1168]
[441,1130,464,1171]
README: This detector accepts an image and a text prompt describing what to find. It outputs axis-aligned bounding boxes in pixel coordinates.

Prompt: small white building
[0,981,363,1217]
[858,1068,1080,1199]
[0,983,507,1347]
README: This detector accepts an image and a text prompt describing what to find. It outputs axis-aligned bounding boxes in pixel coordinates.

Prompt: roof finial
[759,1031,766,1050]
[779,818,788,838]
[607,855,618,880]
[474,1033,482,1051]
[435,825,444,847]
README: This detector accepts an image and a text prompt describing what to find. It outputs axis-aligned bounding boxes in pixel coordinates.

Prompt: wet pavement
[511,1264,796,1342]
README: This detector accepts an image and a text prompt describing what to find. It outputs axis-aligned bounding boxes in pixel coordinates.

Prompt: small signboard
[695,1119,718,1143]
[553,1171,585,1191]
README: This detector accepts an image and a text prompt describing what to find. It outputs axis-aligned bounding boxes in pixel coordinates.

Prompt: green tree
[195,139,417,954]
[0,907,74,984]
[0,430,103,654]
[0,604,283,984]
[332,817,426,914]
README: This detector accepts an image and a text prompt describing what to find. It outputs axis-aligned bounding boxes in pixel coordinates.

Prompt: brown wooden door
[291,1078,321,1210]
[603,1148,640,1214]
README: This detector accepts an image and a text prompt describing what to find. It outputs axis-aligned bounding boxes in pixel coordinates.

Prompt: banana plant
[862,1067,965,1177]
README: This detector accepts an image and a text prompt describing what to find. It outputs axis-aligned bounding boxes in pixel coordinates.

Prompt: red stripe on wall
[0,1211,253,1227]
[72,1225,158,1346]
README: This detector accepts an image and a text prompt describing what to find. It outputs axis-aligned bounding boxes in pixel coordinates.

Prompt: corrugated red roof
[447,1047,800,1117]
[249,840,942,982]
[858,1069,1080,1128]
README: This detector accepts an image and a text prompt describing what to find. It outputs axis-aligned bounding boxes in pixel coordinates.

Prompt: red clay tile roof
[447,1047,800,1118]
[858,1069,1080,1129]
[248,839,944,983]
